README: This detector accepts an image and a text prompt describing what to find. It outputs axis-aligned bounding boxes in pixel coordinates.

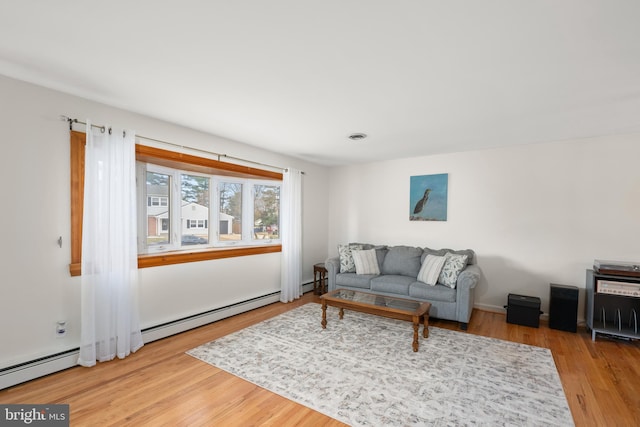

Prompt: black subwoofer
[549,283,579,332]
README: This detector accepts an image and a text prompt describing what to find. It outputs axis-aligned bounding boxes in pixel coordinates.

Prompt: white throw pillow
[352,249,381,275]
[417,254,446,286]
[438,252,469,288]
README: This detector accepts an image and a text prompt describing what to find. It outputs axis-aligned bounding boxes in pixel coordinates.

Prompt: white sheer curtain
[280,167,303,302]
[78,120,144,367]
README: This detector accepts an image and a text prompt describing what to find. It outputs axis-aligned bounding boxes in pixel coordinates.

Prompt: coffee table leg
[339,308,344,319]
[423,315,429,338]
[412,316,419,352]
[321,300,327,329]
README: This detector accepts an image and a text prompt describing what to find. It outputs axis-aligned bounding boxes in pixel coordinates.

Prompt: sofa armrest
[456,264,482,325]
[457,264,481,290]
[325,256,340,291]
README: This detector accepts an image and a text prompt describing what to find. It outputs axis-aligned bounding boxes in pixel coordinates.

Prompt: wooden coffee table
[320,289,431,352]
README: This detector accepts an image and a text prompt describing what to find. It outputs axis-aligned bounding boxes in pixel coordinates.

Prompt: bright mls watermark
[1,405,69,426]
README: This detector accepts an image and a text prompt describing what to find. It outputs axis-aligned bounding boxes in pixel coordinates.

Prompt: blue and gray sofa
[325,244,481,329]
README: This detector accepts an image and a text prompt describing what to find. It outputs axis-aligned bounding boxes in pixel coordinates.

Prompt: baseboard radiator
[0,285,312,391]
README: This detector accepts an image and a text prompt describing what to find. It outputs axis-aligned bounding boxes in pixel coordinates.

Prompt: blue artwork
[410,173,448,221]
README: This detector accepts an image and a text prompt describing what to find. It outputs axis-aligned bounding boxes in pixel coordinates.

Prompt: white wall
[3,70,638,372]
[0,75,330,370]
[327,135,640,319]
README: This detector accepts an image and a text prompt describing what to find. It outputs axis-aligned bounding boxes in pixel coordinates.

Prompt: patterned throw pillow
[417,254,446,286]
[352,249,381,275]
[438,252,469,288]
[338,244,363,273]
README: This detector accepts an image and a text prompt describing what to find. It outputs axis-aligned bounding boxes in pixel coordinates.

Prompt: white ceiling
[1,1,639,166]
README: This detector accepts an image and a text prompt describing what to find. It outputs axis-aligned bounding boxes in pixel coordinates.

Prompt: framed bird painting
[410,173,448,221]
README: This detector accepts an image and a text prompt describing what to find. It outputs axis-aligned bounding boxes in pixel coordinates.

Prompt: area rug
[187,303,574,426]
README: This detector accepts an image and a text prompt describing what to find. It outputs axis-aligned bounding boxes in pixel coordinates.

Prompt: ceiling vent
[348,133,367,141]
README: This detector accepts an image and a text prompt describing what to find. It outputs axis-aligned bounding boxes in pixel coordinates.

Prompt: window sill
[69,244,282,276]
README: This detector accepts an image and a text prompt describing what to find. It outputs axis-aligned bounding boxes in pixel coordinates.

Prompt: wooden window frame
[69,130,282,276]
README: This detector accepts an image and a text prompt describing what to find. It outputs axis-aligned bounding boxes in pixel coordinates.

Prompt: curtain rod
[61,115,304,174]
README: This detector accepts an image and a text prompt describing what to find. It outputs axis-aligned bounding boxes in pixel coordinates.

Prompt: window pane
[146,172,170,247]
[253,184,280,240]
[181,174,210,245]
[219,182,242,241]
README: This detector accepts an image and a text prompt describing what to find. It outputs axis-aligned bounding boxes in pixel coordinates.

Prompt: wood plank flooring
[1,292,639,426]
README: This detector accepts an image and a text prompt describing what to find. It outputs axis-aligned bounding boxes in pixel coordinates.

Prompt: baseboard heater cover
[141,291,281,342]
[0,289,295,391]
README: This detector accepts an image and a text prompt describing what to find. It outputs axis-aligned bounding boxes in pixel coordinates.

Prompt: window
[186,219,207,229]
[137,160,281,254]
[218,181,243,242]
[69,131,283,276]
[253,184,280,241]
[145,171,171,247]
[180,172,210,246]
[147,196,168,207]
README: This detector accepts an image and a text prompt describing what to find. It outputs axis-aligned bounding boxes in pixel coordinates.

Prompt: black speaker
[549,283,579,332]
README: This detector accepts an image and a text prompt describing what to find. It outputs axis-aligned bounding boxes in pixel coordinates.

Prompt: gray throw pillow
[381,245,423,276]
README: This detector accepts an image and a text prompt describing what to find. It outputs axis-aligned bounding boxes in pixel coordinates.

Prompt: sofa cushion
[417,254,446,285]
[336,273,374,289]
[422,247,475,265]
[352,249,381,275]
[381,246,423,277]
[409,281,457,303]
[374,246,388,267]
[371,275,415,295]
[338,244,363,273]
[438,253,469,288]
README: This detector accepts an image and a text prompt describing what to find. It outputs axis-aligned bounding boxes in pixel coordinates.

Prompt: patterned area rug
[187,303,574,426]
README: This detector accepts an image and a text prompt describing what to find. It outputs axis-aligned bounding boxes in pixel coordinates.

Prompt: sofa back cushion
[422,247,476,265]
[374,246,388,269]
[381,245,423,277]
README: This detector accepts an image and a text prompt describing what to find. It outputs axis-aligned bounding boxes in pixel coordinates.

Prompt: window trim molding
[69,131,282,276]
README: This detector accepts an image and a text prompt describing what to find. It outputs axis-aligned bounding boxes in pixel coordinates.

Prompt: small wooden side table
[313,263,328,295]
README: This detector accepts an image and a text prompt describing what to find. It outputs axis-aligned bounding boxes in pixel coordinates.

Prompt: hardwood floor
[1,292,639,426]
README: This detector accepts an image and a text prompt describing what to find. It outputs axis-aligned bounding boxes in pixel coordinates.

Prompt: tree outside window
[253,184,280,240]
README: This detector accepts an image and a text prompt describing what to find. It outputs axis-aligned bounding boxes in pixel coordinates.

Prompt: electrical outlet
[56,321,67,338]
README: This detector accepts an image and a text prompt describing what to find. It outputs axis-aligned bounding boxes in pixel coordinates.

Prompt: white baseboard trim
[0,284,315,391]
[141,292,282,343]
[0,350,81,392]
